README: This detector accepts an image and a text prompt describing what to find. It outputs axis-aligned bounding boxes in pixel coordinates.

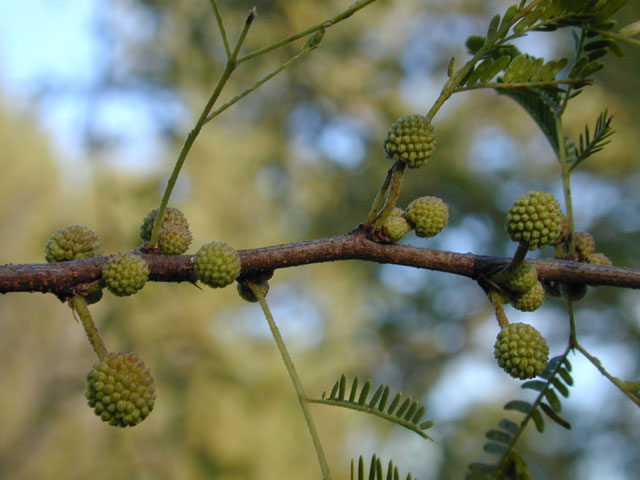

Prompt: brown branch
[1,226,638,301]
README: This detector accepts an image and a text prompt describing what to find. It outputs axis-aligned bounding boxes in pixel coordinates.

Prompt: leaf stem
[588,28,640,47]
[567,298,578,349]
[237,0,378,65]
[378,161,405,220]
[365,166,394,225]
[71,296,108,359]
[250,283,333,480]
[209,0,231,58]
[555,115,575,256]
[205,44,318,124]
[488,290,510,329]
[454,78,588,93]
[575,343,640,408]
[560,30,586,115]
[306,397,433,441]
[495,242,529,280]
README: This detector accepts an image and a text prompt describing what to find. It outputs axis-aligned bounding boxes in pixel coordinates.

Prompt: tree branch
[1,226,638,300]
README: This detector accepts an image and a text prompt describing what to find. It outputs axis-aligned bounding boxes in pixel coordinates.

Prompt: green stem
[205,45,317,125]
[71,296,108,359]
[494,242,529,281]
[555,115,575,256]
[237,0,378,64]
[209,0,231,58]
[488,290,509,329]
[365,166,394,224]
[588,28,640,47]
[560,30,586,115]
[250,283,333,480]
[567,298,578,349]
[377,161,405,219]
[454,78,588,93]
[575,343,640,408]
[426,62,475,121]
[149,9,256,245]
[306,398,433,441]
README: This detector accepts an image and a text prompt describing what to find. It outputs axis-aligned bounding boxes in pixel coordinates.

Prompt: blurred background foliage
[0,1,639,478]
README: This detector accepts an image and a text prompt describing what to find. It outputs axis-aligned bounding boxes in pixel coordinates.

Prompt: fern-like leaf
[351,454,415,480]
[569,109,615,170]
[467,351,575,478]
[312,375,434,440]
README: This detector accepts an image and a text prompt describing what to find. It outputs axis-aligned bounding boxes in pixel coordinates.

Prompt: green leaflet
[504,400,532,414]
[552,377,570,397]
[531,408,545,432]
[484,442,508,455]
[539,402,572,429]
[486,429,513,444]
[487,14,502,39]
[351,455,414,480]
[499,418,519,435]
[544,388,562,412]
[521,380,547,392]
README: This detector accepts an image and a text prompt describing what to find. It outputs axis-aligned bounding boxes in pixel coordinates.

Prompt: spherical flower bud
[511,281,545,312]
[140,207,189,242]
[574,231,596,260]
[505,191,564,250]
[102,253,149,297]
[383,114,436,168]
[494,322,549,380]
[85,352,155,427]
[373,213,412,243]
[503,263,538,293]
[587,252,612,266]
[158,225,192,255]
[194,241,241,288]
[44,225,103,263]
[404,196,449,238]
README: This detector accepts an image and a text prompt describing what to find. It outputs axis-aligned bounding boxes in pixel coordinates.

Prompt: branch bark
[1,226,638,301]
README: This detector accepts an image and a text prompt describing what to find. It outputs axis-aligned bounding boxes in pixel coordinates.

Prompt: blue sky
[0,0,96,90]
[0,0,170,171]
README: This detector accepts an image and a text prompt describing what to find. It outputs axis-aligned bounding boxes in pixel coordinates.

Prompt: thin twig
[588,28,640,47]
[204,45,318,124]
[575,343,640,408]
[454,78,588,93]
[71,296,108,359]
[209,0,231,58]
[149,8,257,245]
[250,283,333,480]
[237,0,378,64]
